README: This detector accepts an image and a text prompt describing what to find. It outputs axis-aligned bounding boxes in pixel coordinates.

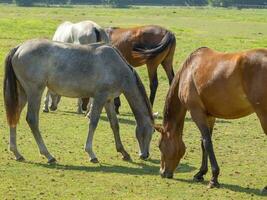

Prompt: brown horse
[155,47,267,190]
[105,25,176,113]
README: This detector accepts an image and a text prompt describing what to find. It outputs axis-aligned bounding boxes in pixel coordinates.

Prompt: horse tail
[94,27,110,44]
[132,30,176,59]
[3,46,20,127]
[133,70,154,123]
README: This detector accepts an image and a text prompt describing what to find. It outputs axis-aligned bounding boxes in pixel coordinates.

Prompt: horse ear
[154,124,164,134]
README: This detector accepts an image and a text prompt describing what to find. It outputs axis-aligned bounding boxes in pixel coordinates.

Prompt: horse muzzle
[160,170,173,179]
[139,152,150,160]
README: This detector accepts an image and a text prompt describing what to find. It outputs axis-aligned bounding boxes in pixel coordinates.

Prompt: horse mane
[132,30,176,59]
[112,47,154,123]
[163,47,208,124]
[133,70,154,123]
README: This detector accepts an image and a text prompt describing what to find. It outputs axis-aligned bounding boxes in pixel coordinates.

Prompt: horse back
[52,21,73,42]
[11,39,132,98]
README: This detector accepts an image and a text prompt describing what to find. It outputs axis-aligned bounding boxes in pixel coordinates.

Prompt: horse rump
[132,31,176,60]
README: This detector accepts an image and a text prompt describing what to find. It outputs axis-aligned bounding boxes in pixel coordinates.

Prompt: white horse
[4,40,154,163]
[43,20,110,114]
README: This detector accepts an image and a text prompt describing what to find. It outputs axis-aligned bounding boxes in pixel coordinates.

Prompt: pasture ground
[0,4,266,200]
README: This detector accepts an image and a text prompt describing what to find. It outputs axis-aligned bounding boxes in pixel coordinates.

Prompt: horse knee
[89,117,99,129]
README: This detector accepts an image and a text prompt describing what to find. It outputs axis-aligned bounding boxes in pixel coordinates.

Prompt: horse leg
[43,89,50,113]
[161,58,175,85]
[26,92,55,163]
[9,84,27,161]
[147,64,158,106]
[191,110,220,188]
[105,100,130,161]
[114,96,121,114]
[85,98,94,119]
[84,94,107,163]
[194,117,215,182]
[161,38,175,85]
[49,92,61,111]
[77,98,84,114]
[81,98,89,111]
[252,108,267,194]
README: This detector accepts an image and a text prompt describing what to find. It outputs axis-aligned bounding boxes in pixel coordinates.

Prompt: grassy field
[0,4,267,200]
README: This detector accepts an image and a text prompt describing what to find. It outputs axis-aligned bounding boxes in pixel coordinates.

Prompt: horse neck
[163,72,186,136]
[123,72,154,128]
[126,95,152,127]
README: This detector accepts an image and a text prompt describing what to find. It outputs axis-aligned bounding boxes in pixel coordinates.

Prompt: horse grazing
[104,25,176,113]
[43,20,109,114]
[4,39,154,164]
[155,47,267,189]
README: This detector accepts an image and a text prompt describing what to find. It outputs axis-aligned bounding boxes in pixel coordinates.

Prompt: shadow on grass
[173,178,265,197]
[119,113,231,124]
[45,110,231,126]
[22,159,264,196]
[54,110,137,126]
[57,110,84,115]
[100,115,136,126]
[23,159,195,176]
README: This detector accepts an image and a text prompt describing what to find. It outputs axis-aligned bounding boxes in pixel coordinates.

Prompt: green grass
[0,4,266,200]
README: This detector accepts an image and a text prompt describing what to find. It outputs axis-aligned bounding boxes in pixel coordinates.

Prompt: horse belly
[201,82,254,119]
[47,73,97,98]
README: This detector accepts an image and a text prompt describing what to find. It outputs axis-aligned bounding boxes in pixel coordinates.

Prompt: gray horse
[4,39,154,163]
[43,20,110,114]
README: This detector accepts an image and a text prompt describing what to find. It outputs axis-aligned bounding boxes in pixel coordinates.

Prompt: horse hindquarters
[242,54,267,135]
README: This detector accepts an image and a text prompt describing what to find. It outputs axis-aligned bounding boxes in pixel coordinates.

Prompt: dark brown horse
[105,25,176,113]
[155,47,267,190]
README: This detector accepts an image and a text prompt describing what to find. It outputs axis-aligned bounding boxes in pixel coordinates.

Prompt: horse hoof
[49,106,57,111]
[122,154,131,161]
[207,181,220,189]
[193,176,204,182]
[48,157,57,164]
[16,156,25,162]
[90,158,99,163]
[43,109,49,113]
[261,186,267,195]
